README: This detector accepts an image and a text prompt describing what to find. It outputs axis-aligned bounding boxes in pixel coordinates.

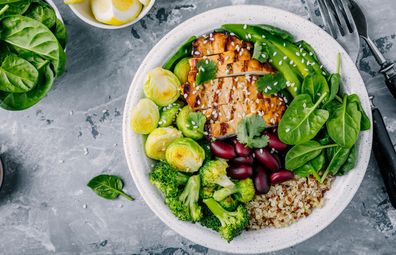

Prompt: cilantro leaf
[257,72,287,95]
[236,114,269,148]
[252,41,269,63]
[196,59,217,85]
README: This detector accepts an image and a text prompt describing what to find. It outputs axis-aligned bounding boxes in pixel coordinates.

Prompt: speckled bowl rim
[122,5,372,254]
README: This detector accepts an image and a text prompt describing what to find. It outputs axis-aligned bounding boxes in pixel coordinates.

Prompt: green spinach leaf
[0,64,53,110]
[256,24,294,42]
[301,73,329,103]
[256,72,287,95]
[320,146,350,182]
[337,144,357,176]
[87,174,134,201]
[0,53,38,93]
[0,0,31,15]
[294,151,325,181]
[196,59,217,85]
[347,94,371,131]
[25,2,56,28]
[52,18,67,49]
[285,141,336,170]
[236,114,269,148]
[278,93,329,145]
[1,15,66,76]
[252,41,269,63]
[163,36,196,71]
[326,95,361,148]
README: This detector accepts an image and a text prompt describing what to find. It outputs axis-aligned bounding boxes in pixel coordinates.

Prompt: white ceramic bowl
[68,0,155,29]
[122,5,373,253]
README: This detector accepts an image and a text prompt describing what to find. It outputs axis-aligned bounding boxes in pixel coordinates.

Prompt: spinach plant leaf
[294,151,325,181]
[0,53,39,93]
[25,2,56,28]
[337,144,357,176]
[87,175,134,201]
[0,64,53,110]
[285,141,337,170]
[278,93,329,145]
[237,114,269,148]
[325,53,341,105]
[320,146,350,182]
[187,111,206,135]
[163,35,196,71]
[1,15,66,76]
[256,24,294,42]
[52,18,68,49]
[256,72,287,95]
[0,0,31,15]
[196,59,217,85]
[326,95,361,148]
[347,94,371,131]
[301,73,329,103]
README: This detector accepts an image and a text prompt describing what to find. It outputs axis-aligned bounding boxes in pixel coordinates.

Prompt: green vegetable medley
[0,0,67,110]
[130,23,371,242]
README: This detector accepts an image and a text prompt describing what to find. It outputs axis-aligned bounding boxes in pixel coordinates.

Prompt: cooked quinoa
[247,176,333,229]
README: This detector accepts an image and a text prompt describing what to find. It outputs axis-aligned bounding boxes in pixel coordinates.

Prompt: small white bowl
[68,0,155,29]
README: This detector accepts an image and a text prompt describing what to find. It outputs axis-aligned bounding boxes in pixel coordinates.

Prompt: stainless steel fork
[317,0,396,208]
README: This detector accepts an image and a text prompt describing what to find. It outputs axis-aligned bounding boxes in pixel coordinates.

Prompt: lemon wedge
[91,0,142,26]
[64,0,84,4]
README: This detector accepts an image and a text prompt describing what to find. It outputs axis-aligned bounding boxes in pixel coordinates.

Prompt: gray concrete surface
[0,0,395,254]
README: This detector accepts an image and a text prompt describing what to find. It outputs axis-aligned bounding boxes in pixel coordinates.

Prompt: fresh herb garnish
[187,111,206,133]
[196,59,217,85]
[236,114,269,148]
[256,72,287,95]
[87,175,134,201]
[252,41,269,63]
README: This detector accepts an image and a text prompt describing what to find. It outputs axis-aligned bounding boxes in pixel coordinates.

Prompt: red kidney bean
[230,156,254,165]
[210,141,236,159]
[266,132,288,151]
[232,139,252,157]
[254,148,280,172]
[227,164,253,179]
[270,170,294,184]
[253,166,270,194]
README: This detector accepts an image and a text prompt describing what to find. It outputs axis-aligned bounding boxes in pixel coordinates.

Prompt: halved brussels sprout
[159,101,182,127]
[145,127,183,160]
[131,98,159,134]
[174,57,190,84]
[176,106,206,140]
[144,67,181,106]
[165,138,205,173]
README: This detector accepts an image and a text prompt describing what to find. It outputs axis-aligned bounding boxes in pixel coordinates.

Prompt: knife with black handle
[371,98,396,207]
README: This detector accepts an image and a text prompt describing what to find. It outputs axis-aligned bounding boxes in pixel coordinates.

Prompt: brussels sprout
[174,57,190,84]
[145,127,183,160]
[176,106,206,140]
[159,101,182,127]
[131,98,159,134]
[166,138,205,173]
[144,67,181,106]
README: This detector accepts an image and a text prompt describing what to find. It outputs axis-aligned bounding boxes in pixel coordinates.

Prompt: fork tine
[330,0,349,34]
[318,0,337,37]
[338,0,357,33]
[323,0,342,38]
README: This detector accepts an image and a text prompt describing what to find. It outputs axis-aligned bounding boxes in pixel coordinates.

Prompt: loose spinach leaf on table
[301,73,329,103]
[347,94,371,131]
[196,59,217,85]
[326,95,361,148]
[236,114,269,148]
[1,15,66,76]
[25,2,56,28]
[87,175,134,201]
[285,141,337,170]
[256,72,287,95]
[0,53,39,93]
[278,93,329,145]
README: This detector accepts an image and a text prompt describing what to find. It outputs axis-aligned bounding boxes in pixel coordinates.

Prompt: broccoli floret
[200,185,217,199]
[203,198,249,242]
[200,203,221,231]
[166,175,202,222]
[213,178,255,203]
[149,161,189,197]
[200,159,234,188]
[219,196,239,211]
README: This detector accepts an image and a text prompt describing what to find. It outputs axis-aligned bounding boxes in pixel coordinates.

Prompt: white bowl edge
[122,5,373,254]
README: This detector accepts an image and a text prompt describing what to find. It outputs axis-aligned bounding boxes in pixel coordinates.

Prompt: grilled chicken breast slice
[192,32,253,57]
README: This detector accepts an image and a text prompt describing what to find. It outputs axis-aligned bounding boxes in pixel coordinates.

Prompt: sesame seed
[285,128,290,133]
[283,56,287,60]
[279,60,283,65]
[243,24,247,29]
[273,52,277,56]
[194,51,200,55]
[296,52,300,56]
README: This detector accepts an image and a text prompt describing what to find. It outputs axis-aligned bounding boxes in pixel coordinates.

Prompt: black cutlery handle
[372,107,396,208]
[385,74,396,99]
[380,62,396,99]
